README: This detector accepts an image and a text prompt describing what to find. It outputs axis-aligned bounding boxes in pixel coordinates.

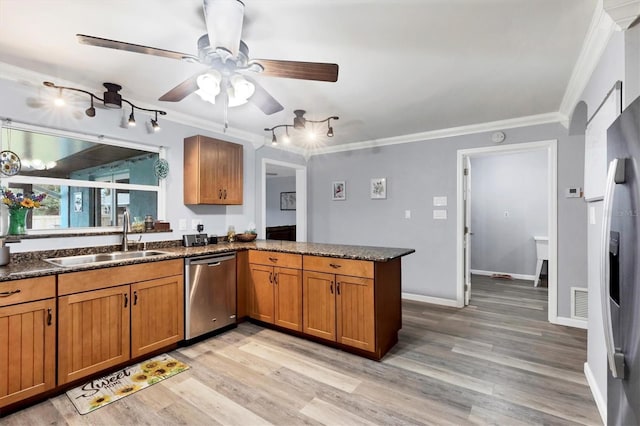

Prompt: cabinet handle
[218,189,223,199]
[224,189,227,199]
[330,281,334,294]
[329,263,342,269]
[0,289,21,297]
[336,282,341,295]
[134,291,138,306]
[47,308,52,326]
[269,272,273,284]
[274,273,278,285]
[124,293,128,308]
[268,257,278,263]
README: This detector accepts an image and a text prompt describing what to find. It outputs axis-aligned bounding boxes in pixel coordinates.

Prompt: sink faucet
[122,208,131,251]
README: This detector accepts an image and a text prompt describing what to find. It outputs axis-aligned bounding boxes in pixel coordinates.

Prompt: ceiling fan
[76,0,339,120]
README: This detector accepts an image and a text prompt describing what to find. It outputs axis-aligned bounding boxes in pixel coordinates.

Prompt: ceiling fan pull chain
[223,86,229,133]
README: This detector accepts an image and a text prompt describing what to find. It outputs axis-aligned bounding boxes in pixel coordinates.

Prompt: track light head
[85,97,96,117]
[54,88,65,106]
[128,110,136,127]
[327,126,334,137]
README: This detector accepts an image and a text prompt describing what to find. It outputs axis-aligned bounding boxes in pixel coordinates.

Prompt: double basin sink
[44,250,170,268]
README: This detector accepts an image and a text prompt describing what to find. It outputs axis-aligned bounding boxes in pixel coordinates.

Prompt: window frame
[0,121,166,236]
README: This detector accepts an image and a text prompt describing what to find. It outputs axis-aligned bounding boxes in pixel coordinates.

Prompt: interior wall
[0,76,256,251]
[266,176,296,227]
[470,150,548,276]
[578,28,626,417]
[308,122,587,318]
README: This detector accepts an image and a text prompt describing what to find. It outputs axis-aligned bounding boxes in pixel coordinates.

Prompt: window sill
[4,229,173,241]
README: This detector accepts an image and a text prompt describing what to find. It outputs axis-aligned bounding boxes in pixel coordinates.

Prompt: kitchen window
[0,122,164,235]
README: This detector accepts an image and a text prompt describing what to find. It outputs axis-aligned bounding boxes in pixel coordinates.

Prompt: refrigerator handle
[601,158,625,379]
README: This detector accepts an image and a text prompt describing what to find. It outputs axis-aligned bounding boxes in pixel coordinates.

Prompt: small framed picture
[74,192,83,212]
[280,192,296,210]
[332,181,346,200]
[370,178,387,199]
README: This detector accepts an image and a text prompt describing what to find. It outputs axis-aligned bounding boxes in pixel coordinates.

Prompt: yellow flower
[163,360,187,371]
[89,394,111,408]
[151,367,169,377]
[2,198,11,206]
[20,199,34,208]
[132,373,150,382]
[142,361,159,372]
[115,384,141,395]
[33,201,40,208]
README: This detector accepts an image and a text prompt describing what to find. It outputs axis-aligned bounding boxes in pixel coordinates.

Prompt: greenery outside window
[0,122,165,235]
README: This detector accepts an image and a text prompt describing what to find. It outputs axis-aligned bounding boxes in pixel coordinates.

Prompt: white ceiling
[0,0,597,151]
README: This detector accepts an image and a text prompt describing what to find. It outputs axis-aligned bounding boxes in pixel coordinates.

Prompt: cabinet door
[249,264,275,323]
[58,285,130,385]
[0,299,55,408]
[336,275,375,351]
[131,275,184,358]
[274,267,302,331]
[302,271,336,341]
[219,141,243,205]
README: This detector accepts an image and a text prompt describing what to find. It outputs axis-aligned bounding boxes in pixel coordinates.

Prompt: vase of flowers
[1,189,47,235]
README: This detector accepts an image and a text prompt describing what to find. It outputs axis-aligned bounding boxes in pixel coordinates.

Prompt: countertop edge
[0,241,415,282]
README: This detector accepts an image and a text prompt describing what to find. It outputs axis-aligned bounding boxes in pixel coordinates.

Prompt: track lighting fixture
[264,110,338,145]
[128,109,136,127]
[43,81,166,132]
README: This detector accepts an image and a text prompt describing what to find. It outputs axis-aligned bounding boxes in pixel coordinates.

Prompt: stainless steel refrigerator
[603,94,640,425]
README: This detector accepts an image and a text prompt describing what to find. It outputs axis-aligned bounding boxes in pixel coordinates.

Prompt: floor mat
[66,353,189,415]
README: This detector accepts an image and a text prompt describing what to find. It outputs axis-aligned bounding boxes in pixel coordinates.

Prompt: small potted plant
[1,188,47,235]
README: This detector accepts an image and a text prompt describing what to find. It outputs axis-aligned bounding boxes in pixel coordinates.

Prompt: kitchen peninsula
[0,240,413,413]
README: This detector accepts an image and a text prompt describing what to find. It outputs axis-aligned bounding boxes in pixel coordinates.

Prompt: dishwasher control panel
[183,233,209,247]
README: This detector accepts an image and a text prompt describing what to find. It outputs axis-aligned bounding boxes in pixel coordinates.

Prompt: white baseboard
[402,292,461,307]
[584,362,607,424]
[553,316,588,329]
[470,269,536,281]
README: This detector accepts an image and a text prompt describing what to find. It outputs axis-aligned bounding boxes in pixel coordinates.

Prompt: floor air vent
[571,287,588,320]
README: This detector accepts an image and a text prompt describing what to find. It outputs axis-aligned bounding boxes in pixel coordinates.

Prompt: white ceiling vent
[571,287,588,320]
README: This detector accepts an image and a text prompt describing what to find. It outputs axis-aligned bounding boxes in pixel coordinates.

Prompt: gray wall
[470,150,548,276]
[266,176,296,226]
[308,122,587,317]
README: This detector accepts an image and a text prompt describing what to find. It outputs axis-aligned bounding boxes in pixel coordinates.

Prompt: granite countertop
[0,240,415,282]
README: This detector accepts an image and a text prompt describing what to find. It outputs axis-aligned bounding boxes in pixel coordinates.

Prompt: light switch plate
[405,210,411,219]
[433,196,447,206]
[433,209,447,220]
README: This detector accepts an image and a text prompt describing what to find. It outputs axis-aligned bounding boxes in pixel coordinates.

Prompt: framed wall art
[332,181,346,200]
[370,178,387,199]
[280,192,296,210]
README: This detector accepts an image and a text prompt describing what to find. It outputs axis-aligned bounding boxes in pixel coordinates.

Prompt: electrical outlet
[178,219,187,230]
[405,210,411,219]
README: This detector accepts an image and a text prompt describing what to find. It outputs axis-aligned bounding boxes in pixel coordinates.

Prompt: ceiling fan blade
[251,59,339,82]
[243,76,284,115]
[159,74,201,102]
[76,34,198,62]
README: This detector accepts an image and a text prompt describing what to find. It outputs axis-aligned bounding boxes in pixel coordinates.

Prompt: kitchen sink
[44,250,170,267]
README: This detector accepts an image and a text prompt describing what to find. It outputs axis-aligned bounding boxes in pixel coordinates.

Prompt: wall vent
[571,287,588,320]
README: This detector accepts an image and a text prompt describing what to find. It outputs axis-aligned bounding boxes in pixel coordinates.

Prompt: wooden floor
[2,275,601,425]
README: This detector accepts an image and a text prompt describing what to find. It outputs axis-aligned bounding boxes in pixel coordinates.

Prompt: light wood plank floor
[2,275,600,425]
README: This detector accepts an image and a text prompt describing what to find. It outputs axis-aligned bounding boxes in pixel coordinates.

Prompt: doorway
[260,159,307,242]
[456,140,558,323]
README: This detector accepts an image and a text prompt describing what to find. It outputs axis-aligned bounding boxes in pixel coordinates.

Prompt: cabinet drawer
[249,250,302,269]
[303,256,374,279]
[0,276,56,307]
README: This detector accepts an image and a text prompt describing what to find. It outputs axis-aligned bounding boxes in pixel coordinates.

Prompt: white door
[463,156,472,305]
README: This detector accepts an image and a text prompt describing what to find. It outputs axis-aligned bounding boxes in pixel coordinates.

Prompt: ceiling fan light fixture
[195,70,222,104]
[227,74,255,107]
[203,0,244,59]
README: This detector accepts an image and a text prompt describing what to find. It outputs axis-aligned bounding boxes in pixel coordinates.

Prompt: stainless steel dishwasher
[184,252,237,340]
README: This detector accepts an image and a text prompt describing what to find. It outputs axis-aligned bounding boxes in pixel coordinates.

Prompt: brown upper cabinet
[184,135,243,205]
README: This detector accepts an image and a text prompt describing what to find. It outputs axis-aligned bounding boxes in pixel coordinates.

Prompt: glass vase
[8,208,29,235]
[0,204,8,237]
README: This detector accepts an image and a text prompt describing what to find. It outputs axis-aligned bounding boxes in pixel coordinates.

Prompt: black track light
[265,110,339,144]
[128,109,136,127]
[150,111,161,132]
[271,131,278,145]
[85,96,96,117]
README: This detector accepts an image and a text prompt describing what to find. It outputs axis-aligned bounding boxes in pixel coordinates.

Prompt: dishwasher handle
[187,253,236,266]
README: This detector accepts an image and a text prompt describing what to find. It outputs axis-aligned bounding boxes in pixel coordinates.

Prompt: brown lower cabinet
[0,276,56,409]
[248,251,303,331]
[57,260,184,385]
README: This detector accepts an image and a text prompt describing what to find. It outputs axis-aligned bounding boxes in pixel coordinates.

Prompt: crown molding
[559,1,618,118]
[305,112,564,157]
[604,0,640,29]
